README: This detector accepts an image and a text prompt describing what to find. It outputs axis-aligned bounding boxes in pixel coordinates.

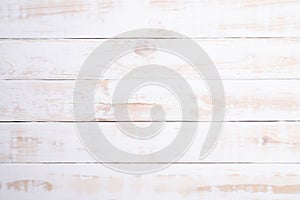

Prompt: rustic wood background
[1,0,300,199]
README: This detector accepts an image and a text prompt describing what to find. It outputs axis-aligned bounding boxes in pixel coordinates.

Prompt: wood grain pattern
[1,0,300,199]
[0,80,299,121]
[0,164,300,200]
[1,39,300,80]
[1,0,300,38]
[0,122,300,163]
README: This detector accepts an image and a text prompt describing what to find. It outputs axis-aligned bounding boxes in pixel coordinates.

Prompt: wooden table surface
[1,0,300,199]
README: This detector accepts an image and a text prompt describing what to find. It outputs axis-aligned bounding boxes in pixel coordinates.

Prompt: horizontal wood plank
[1,0,300,38]
[1,39,300,80]
[0,80,299,121]
[0,164,300,199]
[0,122,300,163]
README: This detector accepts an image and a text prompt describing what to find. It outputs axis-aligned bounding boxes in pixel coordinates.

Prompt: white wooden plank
[0,122,300,162]
[0,164,300,200]
[0,80,299,121]
[1,39,300,80]
[1,0,300,38]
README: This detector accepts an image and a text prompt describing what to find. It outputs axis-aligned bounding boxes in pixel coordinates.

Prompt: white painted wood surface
[0,122,300,163]
[1,0,300,199]
[1,0,300,38]
[0,80,299,121]
[1,39,300,80]
[1,164,300,200]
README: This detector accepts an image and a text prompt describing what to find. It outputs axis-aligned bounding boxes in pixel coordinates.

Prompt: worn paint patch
[6,180,53,192]
[197,184,300,194]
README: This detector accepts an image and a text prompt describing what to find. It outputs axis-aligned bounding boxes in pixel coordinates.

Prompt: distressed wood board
[1,0,300,199]
[0,122,300,163]
[1,164,300,200]
[1,39,300,80]
[0,80,299,121]
[1,0,300,38]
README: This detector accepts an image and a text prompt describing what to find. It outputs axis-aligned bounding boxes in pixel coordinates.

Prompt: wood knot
[134,42,157,58]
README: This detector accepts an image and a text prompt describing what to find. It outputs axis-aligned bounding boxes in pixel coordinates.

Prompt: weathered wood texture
[0,122,300,163]
[1,39,300,80]
[1,0,300,199]
[0,80,299,121]
[1,0,300,38]
[0,164,300,200]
